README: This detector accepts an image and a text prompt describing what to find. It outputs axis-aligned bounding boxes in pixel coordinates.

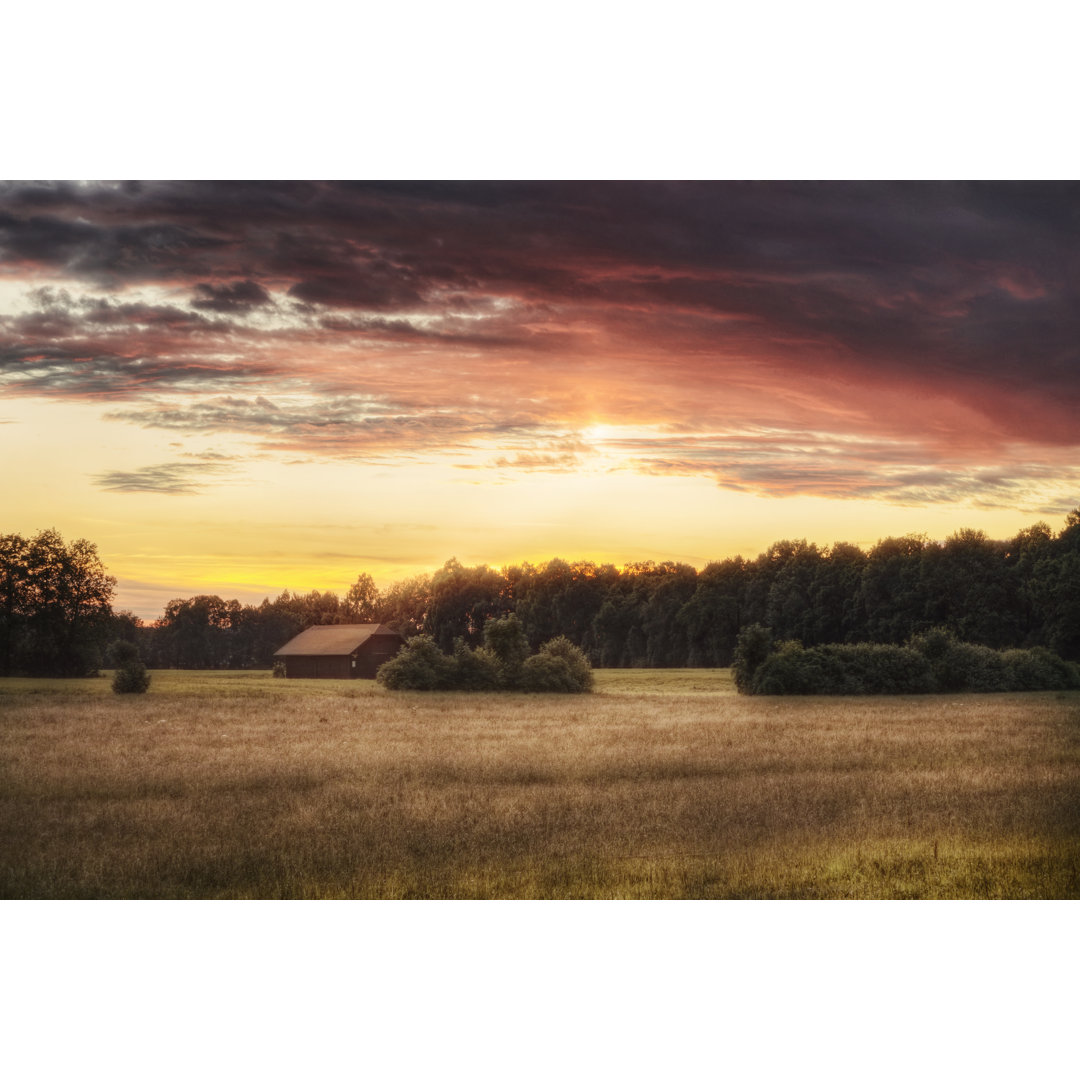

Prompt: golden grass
[1,671,1077,898]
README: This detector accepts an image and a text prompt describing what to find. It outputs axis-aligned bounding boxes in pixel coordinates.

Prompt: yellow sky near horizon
[2,397,1065,622]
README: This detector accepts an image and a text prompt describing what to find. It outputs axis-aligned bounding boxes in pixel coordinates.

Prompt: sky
[2,180,1079,620]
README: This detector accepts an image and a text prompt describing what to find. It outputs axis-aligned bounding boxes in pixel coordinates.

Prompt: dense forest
[2,510,1079,676]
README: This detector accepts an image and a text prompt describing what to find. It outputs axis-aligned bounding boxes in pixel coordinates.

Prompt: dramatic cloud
[4,181,1080,507]
[192,279,273,312]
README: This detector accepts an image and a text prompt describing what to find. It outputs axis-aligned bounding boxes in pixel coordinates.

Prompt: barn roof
[274,624,402,657]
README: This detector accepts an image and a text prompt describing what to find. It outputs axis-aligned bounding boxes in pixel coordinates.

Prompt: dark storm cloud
[4,180,1079,339]
[287,270,425,310]
[0,206,226,283]
[192,279,273,312]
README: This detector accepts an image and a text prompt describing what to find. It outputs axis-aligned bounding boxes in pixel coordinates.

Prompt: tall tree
[342,573,380,622]
[1,530,116,676]
[424,559,511,651]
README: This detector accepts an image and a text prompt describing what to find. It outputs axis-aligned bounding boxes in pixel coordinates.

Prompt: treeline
[3,510,1080,676]
[129,510,1080,670]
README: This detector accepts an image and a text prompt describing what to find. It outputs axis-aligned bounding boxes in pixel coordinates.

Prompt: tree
[425,559,512,651]
[343,573,380,622]
[858,535,931,643]
[807,542,867,645]
[378,574,431,638]
[157,595,240,668]
[0,533,29,677]
[0,529,116,676]
[482,613,530,678]
[764,541,822,645]
[922,529,1016,647]
[678,556,755,667]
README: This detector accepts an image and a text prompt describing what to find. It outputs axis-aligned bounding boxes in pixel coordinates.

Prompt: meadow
[1,670,1077,899]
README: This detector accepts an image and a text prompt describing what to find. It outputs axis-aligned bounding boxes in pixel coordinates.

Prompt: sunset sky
[2,180,1079,620]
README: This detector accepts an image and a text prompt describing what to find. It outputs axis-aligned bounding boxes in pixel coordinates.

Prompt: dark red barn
[273,624,405,679]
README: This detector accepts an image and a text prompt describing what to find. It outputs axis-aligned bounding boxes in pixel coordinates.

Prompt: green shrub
[112,664,151,694]
[739,626,1077,696]
[537,636,594,691]
[750,641,934,695]
[377,623,593,694]
[375,635,454,690]
[451,639,503,690]
[110,640,151,694]
[520,653,580,692]
[838,643,935,694]
[750,641,815,695]
[1002,647,1080,691]
[519,638,594,693]
[908,629,1012,692]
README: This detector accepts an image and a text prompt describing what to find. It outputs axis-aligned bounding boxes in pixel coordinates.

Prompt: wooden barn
[273,624,405,679]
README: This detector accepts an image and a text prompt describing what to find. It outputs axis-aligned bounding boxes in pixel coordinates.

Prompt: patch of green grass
[593,668,736,695]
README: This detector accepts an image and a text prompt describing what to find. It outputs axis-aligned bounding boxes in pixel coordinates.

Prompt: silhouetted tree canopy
[0,529,116,676]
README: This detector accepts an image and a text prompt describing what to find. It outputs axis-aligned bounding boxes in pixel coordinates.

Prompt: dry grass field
[1,670,1077,899]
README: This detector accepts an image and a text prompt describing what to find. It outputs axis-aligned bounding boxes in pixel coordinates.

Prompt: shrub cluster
[735,624,1080,695]
[376,615,593,693]
[909,628,1079,693]
[110,640,151,695]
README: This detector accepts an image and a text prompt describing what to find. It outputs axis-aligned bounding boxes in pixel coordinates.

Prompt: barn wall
[354,635,404,678]
[284,655,352,679]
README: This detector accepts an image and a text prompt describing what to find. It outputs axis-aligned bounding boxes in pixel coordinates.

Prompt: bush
[110,640,151,695]
[749,641,816,695]
[520,637,594,693]
[375,635,454,690]
[1002,647,1080,691]
[451,639,503,690]
[847,643,935,694]
[750,641,934,695]
[909,629,1011,692]
[520,653,580,692]
[737,624,1078,696]
[112,664,151,694]
[377,623,593,694]
[538,636,594,691]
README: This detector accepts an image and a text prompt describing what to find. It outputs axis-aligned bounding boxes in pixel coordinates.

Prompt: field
[1,669,1078,899]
